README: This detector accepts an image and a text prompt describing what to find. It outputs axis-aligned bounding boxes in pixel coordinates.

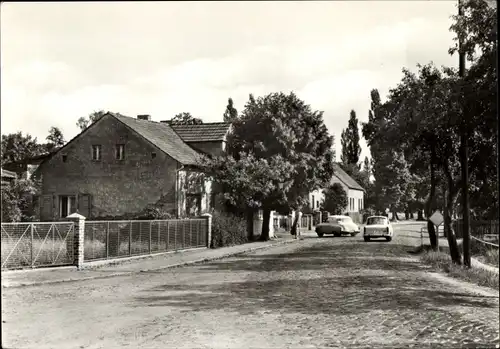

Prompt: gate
[1,222,75,270]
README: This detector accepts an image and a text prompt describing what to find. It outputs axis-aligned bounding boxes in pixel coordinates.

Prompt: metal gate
[1,222,75,270]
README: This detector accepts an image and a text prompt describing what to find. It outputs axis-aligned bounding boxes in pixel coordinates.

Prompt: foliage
[170,112,203,125]
[1,132,46,165]
[340,109,362,169]
[76,110,108,131]
[321,183,348,215]
[223,97,238,123]
[135,204,174,220]
[1,177,38,222]
[45,127,65,152]
[210,211,248,248]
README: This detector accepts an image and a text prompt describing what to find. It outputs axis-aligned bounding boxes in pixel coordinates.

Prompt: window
[115,144,125,160]
[316,200,319,209]
[151,152,157,159]
[62,154,67,162]
[59,195,76,218]
[312,195,315,209]
[92,145,101,161]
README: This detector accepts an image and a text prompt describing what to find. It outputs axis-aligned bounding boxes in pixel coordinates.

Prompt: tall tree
[209,92,335,240]
[45,127,65,152]
[170,112,203,125]
[341,109,362,169]
[223,98,238,123]
[76,110,108,131]
[1,132,45,165]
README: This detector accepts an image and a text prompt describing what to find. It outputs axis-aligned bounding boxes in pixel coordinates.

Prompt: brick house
[33,112,231,221]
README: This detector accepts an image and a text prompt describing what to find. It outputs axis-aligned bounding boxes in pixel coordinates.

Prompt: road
[2,223,499,349]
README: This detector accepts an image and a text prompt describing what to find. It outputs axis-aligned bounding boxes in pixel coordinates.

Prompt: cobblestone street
[2,227,499,349]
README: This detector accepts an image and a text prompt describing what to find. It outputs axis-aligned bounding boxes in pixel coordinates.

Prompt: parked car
[363,216,394,242]
[316,215,360,237]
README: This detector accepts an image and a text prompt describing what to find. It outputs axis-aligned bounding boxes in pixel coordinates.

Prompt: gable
[332,163,365,192]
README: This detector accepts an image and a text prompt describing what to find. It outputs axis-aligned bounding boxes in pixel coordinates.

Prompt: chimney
[137,114,151,121]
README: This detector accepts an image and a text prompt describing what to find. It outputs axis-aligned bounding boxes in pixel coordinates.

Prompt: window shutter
[40,195,53,221]
[78,194,91,218]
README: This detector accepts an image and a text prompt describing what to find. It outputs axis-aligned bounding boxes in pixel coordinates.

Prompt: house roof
[169,122,231,142]
[112,114,202,165]
[1,168,17,179]
[332,163,365,191]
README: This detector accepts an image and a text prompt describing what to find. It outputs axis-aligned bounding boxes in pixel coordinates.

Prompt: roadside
[1,234,297,289]
[419,237,499,290]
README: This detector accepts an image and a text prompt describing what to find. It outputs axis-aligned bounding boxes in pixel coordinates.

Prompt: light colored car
[363,216,394,242]
[316,215,360,237]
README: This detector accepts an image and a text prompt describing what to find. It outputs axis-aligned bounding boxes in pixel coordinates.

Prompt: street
[2,223,499,349]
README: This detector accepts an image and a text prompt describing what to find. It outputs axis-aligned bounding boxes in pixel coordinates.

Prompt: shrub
[211,211,248,248]
[135,205,173,220]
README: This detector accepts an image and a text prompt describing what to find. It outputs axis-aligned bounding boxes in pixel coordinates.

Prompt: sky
[1,1,460,161]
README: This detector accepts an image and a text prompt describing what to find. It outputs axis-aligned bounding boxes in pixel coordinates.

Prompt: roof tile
[170,123,231,142]
[112,114,201,165]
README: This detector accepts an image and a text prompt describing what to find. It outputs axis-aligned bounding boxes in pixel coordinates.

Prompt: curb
[2,238,299,289]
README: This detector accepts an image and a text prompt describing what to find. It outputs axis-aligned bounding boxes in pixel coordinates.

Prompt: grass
[420,249,499,290]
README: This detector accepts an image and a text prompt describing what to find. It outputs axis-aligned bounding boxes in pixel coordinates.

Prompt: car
[363,216,394,242]
[315,215,360,237]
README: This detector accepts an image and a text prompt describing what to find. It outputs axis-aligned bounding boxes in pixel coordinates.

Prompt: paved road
[2,224,499,349]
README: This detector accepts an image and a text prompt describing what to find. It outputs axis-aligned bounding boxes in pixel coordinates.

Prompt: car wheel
[317,233,324,238]
[334,232,341,237]
[386,237,392,242]
[364,237,370,242]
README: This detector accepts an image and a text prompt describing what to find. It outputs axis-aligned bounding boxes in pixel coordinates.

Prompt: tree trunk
[391,206,399,221]
[443,164,462,265]
[258,209,271,241]
[405,209,410,220]
[417,209,424,221]
[425,147,438,250]
[246,209,254,241]
[290,209,301,236]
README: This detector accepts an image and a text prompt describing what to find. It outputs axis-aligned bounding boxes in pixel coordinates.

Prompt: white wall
[347,189,364,213]
[308,189,324,211]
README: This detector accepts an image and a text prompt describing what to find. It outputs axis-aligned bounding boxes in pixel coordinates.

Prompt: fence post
[30,223,34,268]
[149,222,152,254]
[106,221,109,259]
[67,213,86,270]
[129,223,132,256]
[202,213,212,248]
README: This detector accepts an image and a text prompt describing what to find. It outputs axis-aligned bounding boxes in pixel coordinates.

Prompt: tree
[211,92,335,240]
[45,127,65,152]
[341,109,362,169]
[362,156,371,176]
[321,183,348,215]
[170,112,203,125]
[1,132,46,165]
[223,98,238,123]
[1,177,38,222]
[76,110,108,131]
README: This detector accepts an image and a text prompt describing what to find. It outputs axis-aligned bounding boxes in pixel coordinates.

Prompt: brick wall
[37,115,180,220]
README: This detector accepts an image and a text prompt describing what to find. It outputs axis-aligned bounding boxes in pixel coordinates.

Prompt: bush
[135,205,173,220]
[211,211,248,248]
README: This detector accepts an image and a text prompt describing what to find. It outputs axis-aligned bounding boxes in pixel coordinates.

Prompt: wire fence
[83,218,208,262]
[1,222,75,270]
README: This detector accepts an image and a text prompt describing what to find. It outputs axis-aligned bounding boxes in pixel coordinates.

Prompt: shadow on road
[134,242,497,316]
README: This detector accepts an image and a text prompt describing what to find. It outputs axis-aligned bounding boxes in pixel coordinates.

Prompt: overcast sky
[1,1,459,161]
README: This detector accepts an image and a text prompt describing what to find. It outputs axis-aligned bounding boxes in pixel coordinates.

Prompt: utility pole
[458,0,471,267]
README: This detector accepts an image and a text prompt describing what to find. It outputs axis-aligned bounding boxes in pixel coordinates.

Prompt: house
[167,122,231,157]
[307,163,365,214]
[1,168,17,188]
[330,163,365,214]
[33,113,231,221]
[3,151,57,180]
